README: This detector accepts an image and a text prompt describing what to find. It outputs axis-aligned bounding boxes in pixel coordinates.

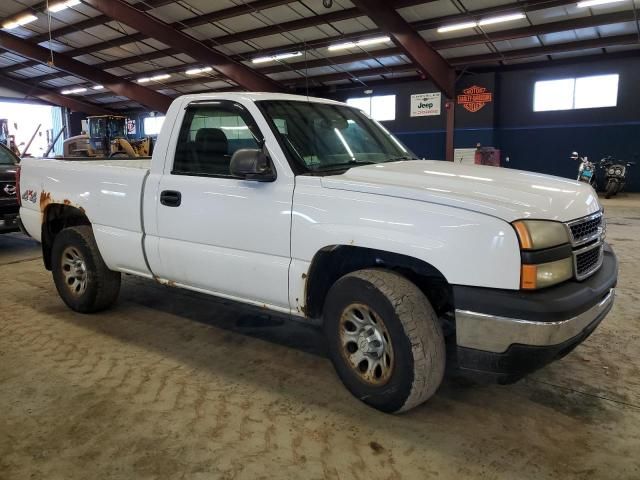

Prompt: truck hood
[320,160,601,222]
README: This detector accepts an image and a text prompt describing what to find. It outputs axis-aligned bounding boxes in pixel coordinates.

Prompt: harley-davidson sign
[457,85,493,113]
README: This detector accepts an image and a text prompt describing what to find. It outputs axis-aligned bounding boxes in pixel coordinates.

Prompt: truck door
[146,100,294,311]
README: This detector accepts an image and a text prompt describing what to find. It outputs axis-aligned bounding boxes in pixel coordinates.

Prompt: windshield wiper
[313,160,375,171]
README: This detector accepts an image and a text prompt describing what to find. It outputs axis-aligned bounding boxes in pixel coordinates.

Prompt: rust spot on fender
[39,191,52,212]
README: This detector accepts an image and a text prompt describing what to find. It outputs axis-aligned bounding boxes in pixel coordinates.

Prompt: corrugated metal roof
[0,0,636,109]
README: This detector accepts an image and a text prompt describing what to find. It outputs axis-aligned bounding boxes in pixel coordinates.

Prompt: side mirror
[570,151,579,160]
[230,148,276,182]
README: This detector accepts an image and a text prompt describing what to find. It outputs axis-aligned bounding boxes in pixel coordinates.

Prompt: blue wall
[326,55,640,191]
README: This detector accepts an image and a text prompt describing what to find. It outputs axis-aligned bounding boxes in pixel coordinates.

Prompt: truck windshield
[89,117,126,138]
[258,100,417,173]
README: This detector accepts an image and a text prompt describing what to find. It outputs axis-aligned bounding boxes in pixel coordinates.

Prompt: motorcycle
[571,151,597,187]
[600,155,635,198]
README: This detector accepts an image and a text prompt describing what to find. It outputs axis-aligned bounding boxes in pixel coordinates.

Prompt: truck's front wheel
[51,226,121,313]
[323,269,445,413]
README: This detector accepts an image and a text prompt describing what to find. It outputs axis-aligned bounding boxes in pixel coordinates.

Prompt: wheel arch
[305,245,454,327]
[41,204,91,270]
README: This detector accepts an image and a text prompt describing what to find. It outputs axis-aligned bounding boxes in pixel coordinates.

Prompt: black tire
[605,181,617,199]
[323,269,445,413]
[51,226,121,313]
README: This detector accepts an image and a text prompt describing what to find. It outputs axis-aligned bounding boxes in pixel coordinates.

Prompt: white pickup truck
[18,93,617,413]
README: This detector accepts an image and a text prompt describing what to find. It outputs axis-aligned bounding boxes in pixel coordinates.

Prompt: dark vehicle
[0,143,19,233]
[571,151,597,187]
[600,155,635,198]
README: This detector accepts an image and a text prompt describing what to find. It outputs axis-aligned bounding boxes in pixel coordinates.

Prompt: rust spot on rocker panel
[155,278,176,287]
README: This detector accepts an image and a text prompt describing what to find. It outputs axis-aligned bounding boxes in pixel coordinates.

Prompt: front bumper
[452,245,618,383]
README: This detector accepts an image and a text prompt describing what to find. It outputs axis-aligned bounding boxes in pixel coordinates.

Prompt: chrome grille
[574,243,603,280]
[565,212,605,281]
[568,213,603,245]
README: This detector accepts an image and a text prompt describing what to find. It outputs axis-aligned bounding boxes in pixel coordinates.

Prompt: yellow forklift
[63,115,153,158]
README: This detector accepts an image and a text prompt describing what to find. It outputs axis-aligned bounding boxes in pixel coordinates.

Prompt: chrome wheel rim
[339,303,394,385]
[61,246,88,296]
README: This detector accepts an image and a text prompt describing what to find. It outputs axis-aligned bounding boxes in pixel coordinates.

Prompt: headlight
[608,167,615,175]
[521,258,573,289]
[615,168,622,175]
[512,220,570,250]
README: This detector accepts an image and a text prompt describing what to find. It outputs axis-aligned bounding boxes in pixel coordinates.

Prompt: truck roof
[176,92,346,106]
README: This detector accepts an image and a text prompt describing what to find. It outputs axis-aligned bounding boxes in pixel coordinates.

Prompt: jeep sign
[410,92,441,117]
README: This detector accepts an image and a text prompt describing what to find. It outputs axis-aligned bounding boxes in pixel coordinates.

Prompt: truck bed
[19,155,152,276]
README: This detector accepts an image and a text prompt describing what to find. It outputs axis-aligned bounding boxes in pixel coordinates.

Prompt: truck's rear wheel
[323,269,445,413]
[51,226,121,313]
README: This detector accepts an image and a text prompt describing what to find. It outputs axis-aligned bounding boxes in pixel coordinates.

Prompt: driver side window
[173,103,260,177]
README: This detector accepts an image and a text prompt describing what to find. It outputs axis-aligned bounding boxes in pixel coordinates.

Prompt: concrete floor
[1,195,639,480]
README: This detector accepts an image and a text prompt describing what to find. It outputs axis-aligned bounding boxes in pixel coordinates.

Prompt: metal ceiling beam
[23,0,298,63]
[241,0,579,59]
[82,0,285,93]
[0,0,427,76]
[201,1,435,49]
[19,6,633,91]
[0,0,174,71]
[37,47,403,96]
[99,51,638,111]
[0,73,113,114]
[1,0,575,87]
[450,33,640,65]
[350,0,455,98]
[0,31,172,112]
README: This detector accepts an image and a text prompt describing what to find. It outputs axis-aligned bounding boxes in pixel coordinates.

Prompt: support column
[445,99,455,162]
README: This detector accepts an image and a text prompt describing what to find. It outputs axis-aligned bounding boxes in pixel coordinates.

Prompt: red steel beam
[350,0,455,98]
[82,0,285,92]
[0,73,113,114]
[0,31,172,112]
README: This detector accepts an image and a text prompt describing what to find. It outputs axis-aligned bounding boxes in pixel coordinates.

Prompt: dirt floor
[1,195,639,480]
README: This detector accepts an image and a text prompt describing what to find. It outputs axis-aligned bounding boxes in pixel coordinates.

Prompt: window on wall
[533,74,619,112]
[346,95,396,121]
[143,115,166,135]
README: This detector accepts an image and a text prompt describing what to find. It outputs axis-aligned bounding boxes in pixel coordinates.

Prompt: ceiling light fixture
[185,66,213,75]
[48,0,81,13]
[252,51,303,64]
[437,12,526,33]
[328,36,391,51]
[436,21,478,33]
[478,12,526,26]
[2,14,37,30]
[61,87,87,95]
[137,74,171,83]
[577,0,626,7]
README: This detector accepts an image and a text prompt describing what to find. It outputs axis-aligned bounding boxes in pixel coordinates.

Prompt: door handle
[160,190,181,207]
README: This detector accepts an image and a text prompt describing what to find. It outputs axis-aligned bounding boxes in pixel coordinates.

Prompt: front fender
[289,179,521,309]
